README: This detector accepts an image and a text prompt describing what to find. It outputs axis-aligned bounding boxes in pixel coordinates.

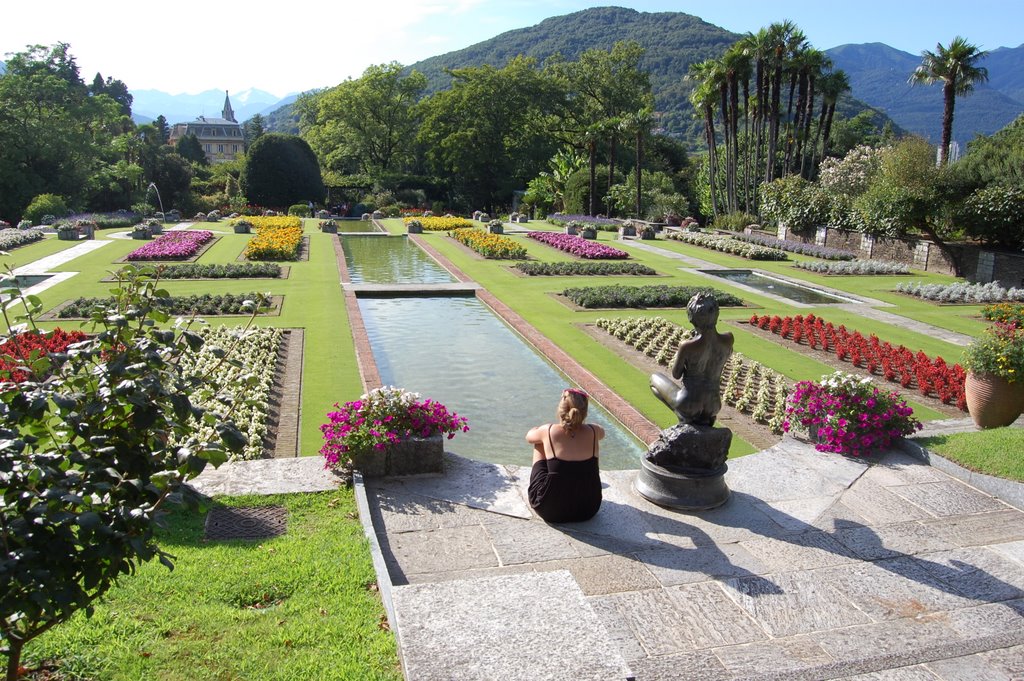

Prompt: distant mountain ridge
[129,88,294,126]
[122,7,1024,147]
[826,42,1024,147]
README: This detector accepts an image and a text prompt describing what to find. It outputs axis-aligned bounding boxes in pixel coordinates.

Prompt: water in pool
[357,296,644,470]
[342,235,455,285]
[702,269,855,305]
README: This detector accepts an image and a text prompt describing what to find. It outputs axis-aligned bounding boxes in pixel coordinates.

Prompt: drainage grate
[204,505,288,541]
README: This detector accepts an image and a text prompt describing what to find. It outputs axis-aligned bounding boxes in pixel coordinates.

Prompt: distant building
[168,91,243,164]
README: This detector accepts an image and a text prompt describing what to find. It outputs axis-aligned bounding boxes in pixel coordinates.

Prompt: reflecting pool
[342,235,455,285]
[702,269,857,305]
[357,296,644,470]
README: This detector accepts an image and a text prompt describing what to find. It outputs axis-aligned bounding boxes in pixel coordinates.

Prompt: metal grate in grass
[204,505,288,541]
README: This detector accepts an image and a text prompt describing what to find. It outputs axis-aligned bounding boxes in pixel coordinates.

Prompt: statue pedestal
[634,422,732,510]
[634,458,729,510]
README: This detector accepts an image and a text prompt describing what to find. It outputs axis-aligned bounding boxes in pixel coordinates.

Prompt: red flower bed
[749,312,967,410]
[0,328,88,383]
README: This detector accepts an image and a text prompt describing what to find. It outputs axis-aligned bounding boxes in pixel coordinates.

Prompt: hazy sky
[4,0,1020,97]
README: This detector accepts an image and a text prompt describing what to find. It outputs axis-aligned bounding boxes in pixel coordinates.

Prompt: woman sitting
[526,388,605,523]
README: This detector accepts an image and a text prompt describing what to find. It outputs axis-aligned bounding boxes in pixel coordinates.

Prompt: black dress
[528,424,602,523]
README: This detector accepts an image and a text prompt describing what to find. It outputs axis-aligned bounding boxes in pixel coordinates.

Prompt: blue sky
[3,0,1019,97]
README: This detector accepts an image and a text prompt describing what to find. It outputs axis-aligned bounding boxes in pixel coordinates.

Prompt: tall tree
[240,133,325,208]
[417,56,560,212]
[242,113,266,150]
[0,43,122,220]
[548,41,653,216]
[154,115,171,145]
[909,37,989,165]
[298,63,426,177]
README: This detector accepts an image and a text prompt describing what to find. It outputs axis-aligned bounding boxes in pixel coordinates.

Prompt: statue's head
[687,293,720,329]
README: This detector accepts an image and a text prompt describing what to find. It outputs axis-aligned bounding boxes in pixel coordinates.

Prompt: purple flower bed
[548,213,621,227]
[730,232,856,260]
[527,231,629,259]
[126,230,214,261]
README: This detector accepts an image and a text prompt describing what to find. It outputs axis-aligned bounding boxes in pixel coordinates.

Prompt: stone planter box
[320,225,338,234]
[350,434,444,477]
[233,224,251,234]
[565,226,579,236]
[57,230,78,241]
[581,228,597,240]
[132,230,151,240]
[149,224,163,235]
[640,230,657,240]
[407,224,423,234]
[619,225,637,237]
[488,224,504,234]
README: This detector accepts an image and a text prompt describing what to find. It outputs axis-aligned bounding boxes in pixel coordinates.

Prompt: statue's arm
[670,339,695,380]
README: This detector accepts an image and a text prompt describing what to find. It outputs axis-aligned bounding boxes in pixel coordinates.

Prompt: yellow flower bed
[244,222,304,260]
[247,216,303,230]
[451,228,527,259]
[406,216,474,231]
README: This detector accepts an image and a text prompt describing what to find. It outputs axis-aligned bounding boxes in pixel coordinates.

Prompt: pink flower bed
[125,230,214,261]
[527,231,628,260]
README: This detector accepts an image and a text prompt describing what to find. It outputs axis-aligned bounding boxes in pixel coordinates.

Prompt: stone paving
[362,436,1024,681]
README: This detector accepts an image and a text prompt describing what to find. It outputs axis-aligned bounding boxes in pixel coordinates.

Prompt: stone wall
[776,223,1024,287]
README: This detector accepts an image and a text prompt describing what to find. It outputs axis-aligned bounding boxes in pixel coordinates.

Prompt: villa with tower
[167,91,244,164]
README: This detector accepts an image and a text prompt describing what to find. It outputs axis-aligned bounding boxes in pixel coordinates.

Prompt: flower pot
[620,226,636,237]
[132,230,150,240]
[320,225,337,234]
[407,224,423,234]
[581,228,597,240]
[233,224,251,234]
[149,225,163,235]
[964,372,1024,428]
[57,230,78,241]
[565,226,578,236]
[350,434,444,477]
[488,224,503,234]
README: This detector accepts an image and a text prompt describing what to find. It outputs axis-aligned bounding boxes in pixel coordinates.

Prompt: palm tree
[909,37,989,165]
[688,60,722,217]
[811,69,850,169]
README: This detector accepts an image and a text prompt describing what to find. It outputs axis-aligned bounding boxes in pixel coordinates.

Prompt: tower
[222,90,236,123]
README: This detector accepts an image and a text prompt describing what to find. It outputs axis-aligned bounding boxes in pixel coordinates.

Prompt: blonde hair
[558,388,589,433]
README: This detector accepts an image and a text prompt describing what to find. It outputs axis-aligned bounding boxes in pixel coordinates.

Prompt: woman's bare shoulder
[526,424,551,442]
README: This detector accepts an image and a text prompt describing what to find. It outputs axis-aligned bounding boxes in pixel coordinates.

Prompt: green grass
[24,491,401,681]
[914,428,1024,482]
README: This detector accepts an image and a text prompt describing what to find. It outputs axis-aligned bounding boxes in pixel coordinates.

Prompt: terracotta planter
[965,372,1024,428]
[350,434,444,477]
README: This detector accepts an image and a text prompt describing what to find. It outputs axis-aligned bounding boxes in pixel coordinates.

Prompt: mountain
[406,6,740,141]
[826,42,1024,147]
[129,88,289,125]
[0,60,6,75]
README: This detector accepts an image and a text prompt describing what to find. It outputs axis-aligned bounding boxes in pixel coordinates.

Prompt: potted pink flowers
[783,371,921,457]
[320,386,469,478]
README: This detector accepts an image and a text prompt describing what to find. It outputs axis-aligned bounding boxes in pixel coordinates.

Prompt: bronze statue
[649,293,734,426]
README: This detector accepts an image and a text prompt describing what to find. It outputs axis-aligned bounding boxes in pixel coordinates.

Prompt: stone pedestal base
[634,457,730,510]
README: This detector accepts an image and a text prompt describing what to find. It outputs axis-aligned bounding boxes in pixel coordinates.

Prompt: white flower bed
[177,325,283,460]
[795,259,910,275]
[895,280,1024,303]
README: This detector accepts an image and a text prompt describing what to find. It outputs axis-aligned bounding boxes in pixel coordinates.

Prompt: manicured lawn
[23,491,401,681]
[914,427,1024,482]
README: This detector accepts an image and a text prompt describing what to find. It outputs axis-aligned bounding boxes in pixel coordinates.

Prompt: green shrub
[561,285,743,309]
[711,212,759,232]
[564,165,622,216]
[958,185,1024,250]
[23,194,68,225]
[288,203,310,217]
